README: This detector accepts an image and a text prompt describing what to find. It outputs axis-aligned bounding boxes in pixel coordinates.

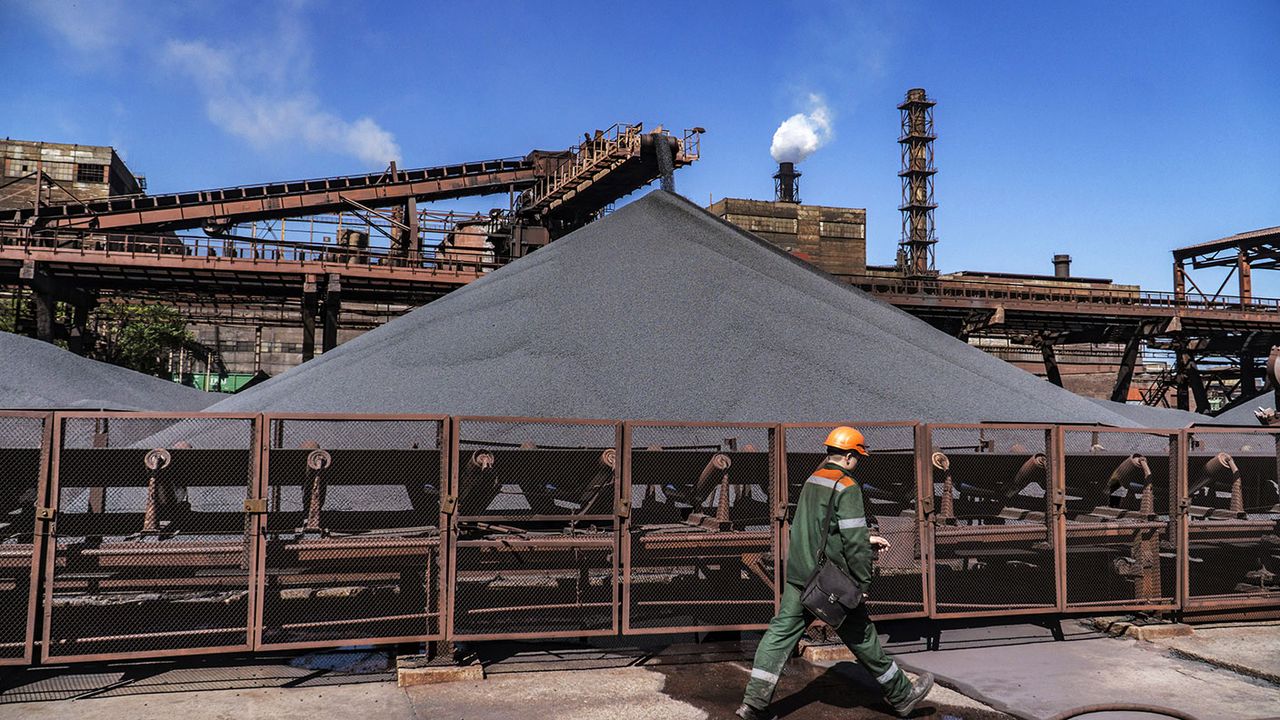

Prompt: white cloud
[770,94,834,164]
[164,23,401,168]
[20,0,133,53]
[26,0,401,168]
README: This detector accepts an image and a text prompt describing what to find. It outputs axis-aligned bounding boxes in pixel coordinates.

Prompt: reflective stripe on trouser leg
[832,604,913,706]
[742,583,808,710]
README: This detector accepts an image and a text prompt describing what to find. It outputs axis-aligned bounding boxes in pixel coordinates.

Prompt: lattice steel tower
[897,88,938,276]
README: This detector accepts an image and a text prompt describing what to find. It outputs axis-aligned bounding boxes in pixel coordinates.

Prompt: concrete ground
[880,620,1280,720]
[1,622,1277,720]
[1151,621,1280,686]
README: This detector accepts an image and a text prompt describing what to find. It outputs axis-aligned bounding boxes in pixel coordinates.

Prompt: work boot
[890,672,934,717]
[734,703,777,720]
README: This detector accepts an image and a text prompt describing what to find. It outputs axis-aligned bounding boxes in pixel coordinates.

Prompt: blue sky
[2,1,1277,293]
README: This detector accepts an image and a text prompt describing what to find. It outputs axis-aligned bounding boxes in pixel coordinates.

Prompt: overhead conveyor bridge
[0,123,701,236]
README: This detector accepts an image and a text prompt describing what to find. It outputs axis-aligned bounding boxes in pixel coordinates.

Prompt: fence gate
[927,425,1059,618]
[1059,428,1179,613]
[780,423,926,620]
[257,416,447,650]
[623,422,779,634]
[448,418,620,640]
[42,413,259,662]
[1183,429,1280,613]
[0,412,49,665]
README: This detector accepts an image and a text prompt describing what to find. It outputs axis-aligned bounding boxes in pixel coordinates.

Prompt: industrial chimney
[1053,254,1072,279]
[896,88,938,277]
[773,162,801,204]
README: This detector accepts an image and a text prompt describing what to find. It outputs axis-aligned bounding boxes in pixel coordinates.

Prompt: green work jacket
[785,462,875,589]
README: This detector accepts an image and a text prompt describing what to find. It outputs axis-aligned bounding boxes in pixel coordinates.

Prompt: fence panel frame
[254,412,450,652]
[924,423,1061,619]
[39,411,263,664]
[0,411,53,666]
[779,422,928,621]
[446,415,622,642]
[1058,425,1182,615]
[621,420,782,635]
[1180,426,1280,613]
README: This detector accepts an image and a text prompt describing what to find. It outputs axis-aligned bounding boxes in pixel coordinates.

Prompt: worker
[736,426,933,719]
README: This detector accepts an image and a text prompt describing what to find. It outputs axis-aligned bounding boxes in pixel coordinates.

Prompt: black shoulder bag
[799,482,865,628]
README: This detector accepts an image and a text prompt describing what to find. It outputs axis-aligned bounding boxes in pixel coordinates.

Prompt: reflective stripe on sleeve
[805,476,853,493]
[837,517,867,529]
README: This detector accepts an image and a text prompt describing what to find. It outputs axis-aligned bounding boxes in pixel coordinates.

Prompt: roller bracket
[441,494,457,514]
[35,506,55,521]
[243,498,268,514]
[1051,487,1066,513]
[615,497,631,518]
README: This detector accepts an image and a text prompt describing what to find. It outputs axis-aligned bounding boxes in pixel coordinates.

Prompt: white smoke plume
[770,94,834,164]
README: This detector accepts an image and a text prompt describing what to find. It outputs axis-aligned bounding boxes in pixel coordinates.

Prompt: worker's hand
[869,535,891,552]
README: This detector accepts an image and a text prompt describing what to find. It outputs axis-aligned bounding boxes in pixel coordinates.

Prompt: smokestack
[774,162,801,204]
[1053,254,1072,279]
[897,88,938,276]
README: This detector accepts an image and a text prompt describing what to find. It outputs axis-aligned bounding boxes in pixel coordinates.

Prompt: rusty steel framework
[1,410,1277,665]
[0,124,701,358]
[897,89,938,277]
[841,273,1280,412]
[1168,226,1280,412]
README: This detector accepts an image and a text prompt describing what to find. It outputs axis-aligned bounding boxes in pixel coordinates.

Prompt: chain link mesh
[929,426,1057,616]
[0,415,44,663]
[782,424,924,618]
[260,418,445,648]
[624,424,776,632]
[46,416,256,660]
[451,419,618,639]
[1185,430,1280,607]
[1062,429,1178,610]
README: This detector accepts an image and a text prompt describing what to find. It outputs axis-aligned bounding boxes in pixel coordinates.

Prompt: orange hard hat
[825,426,868,456]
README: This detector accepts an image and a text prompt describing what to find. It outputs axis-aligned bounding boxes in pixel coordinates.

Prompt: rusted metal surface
[1,159,538,232]
[1182,428,1280,610]
[622,422,779,634]
[1060,428,1181,613]
[257,415,447,651]
[0,412,50,665]
[448,417,621,640]
[4,413,1279,666]
[926,424,1059,618]
[41,412,260,663]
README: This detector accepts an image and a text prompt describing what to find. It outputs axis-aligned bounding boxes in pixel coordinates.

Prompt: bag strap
[813,474,842,567]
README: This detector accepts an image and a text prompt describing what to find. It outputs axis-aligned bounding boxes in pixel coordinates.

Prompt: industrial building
[0,139,144,211]
[1,93,1277,415]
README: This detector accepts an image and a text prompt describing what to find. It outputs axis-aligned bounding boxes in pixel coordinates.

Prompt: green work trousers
[742,581,912,710]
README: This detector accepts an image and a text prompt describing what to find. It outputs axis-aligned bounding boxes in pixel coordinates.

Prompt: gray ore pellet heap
[209,190,1144,426]
[0,330,218,411]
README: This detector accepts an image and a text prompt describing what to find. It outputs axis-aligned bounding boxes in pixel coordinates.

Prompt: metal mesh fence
[928,425,1057,617]
[0,414,46,664]
[782,424,924,619]
[1062,429,1178,611]
[623,423,777,633]
[259,417,445,649]
[450,418,619,639]
[44,415,257,662]
[1184,430,1280,610]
